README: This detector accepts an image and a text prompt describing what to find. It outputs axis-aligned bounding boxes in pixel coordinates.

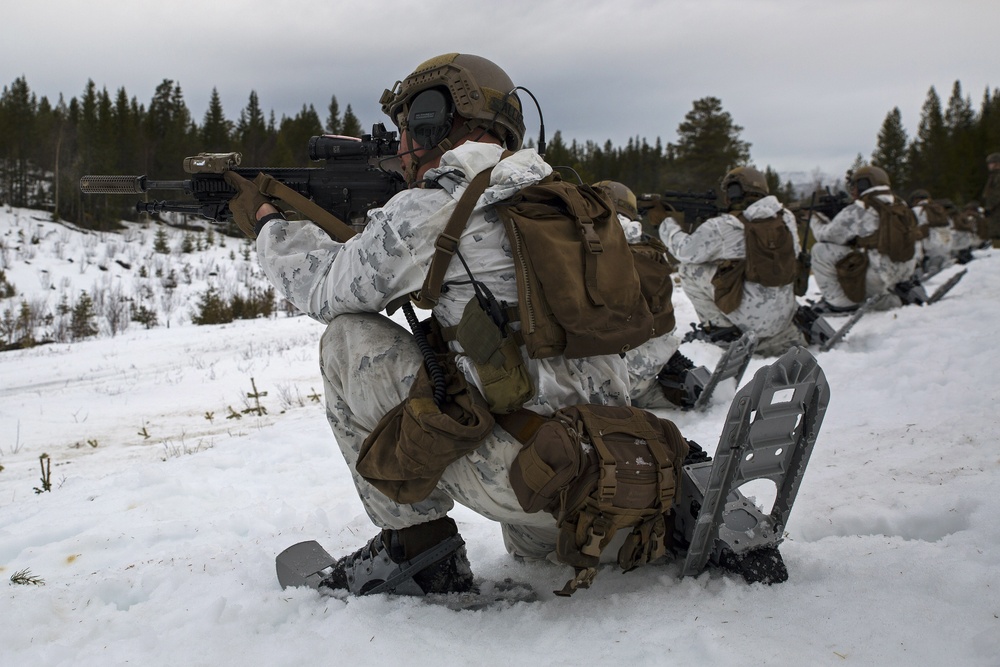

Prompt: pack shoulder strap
[410,166,496,309]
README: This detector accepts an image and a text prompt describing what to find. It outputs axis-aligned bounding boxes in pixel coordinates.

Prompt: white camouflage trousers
[677,263,805,357]
[319,313,559,560]
[811,242,916,308]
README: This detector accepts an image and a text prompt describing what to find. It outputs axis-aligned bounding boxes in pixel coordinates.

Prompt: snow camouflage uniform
[982,154,1000,244]
[659,195,805,357]
[810,185,918,310]
[911,198,952,274]
[952,203,985,255]
[256,142,634,560]
[615,211,683,409]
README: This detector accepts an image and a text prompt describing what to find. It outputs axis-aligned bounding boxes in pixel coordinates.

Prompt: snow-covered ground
[1,205,998,666]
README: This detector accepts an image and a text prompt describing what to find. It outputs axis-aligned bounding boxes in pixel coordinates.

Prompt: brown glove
[223,171,271,239]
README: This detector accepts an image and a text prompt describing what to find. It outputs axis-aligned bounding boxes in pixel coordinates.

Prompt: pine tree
[201,88,232,151]
[70,291,98,340]
[341,104,363,137]
[326,95,341,135]
[907,86,948,195]
[872,107,909,191]
[669,97,751,191]
[236,91,269,166]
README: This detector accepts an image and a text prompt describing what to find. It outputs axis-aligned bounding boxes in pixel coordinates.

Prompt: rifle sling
[254,173,358,242]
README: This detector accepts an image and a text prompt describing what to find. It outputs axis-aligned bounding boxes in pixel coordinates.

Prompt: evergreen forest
[1,76,998,230]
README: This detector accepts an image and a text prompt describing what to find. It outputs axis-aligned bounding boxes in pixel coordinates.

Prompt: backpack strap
[411,150,516,310]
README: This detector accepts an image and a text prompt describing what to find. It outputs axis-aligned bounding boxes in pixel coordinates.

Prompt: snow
[1,205,998,666]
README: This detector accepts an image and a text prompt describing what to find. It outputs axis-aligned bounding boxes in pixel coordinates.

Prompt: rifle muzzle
[80,175,147,195]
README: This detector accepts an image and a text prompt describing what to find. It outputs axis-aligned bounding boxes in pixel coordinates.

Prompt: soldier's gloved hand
[223,171,271,239]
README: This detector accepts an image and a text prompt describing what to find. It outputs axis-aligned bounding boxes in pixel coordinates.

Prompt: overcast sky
[4,0,997,181]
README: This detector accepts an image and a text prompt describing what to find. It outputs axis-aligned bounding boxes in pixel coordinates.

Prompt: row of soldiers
[593,156,996,410]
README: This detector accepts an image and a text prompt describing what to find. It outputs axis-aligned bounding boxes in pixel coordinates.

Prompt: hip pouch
[506,404,689,596]
[835,249,869,303]
[356,352,495,505]
[712,258,746,314]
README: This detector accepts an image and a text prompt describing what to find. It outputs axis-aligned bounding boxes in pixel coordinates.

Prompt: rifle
[637,190,720,232]
[80,123,406,241]
[788,188,850,221]
[788,188,851,296]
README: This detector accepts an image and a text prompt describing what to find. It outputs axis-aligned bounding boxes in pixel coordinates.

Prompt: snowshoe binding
[657,331,757,411]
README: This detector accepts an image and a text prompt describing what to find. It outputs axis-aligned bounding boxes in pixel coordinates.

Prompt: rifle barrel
[80,175,189,195]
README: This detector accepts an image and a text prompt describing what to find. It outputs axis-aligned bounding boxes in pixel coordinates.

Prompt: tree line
[0,76,997,230]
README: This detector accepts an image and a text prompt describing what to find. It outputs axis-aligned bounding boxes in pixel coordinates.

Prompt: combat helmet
[908,189,931,205]
[721,166,769,207]
[593,180,639,220]
[987,152,1000,165]
[849,165,890,193]
[380,54,524,153]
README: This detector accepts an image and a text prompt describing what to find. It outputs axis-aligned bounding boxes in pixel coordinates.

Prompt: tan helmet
[721,166,768,206]
[380,53,525,152]
[593,180,639,220]
[849,165,891,192]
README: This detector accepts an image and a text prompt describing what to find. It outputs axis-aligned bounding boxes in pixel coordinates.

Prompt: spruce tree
[872,107,909,191]
[201,88,232,151]
[669,97,751,192]
[341,104,363,137]
[326,95,341,135]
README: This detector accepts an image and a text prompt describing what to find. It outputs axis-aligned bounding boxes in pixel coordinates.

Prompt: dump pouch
[712,259,746,314]
[356,353,495,504]
[835,249,869,303]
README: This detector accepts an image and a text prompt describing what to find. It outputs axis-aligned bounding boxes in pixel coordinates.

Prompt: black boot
[320,517,475,596]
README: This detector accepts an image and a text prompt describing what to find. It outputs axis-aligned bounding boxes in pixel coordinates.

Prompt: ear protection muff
[406,89,454,148]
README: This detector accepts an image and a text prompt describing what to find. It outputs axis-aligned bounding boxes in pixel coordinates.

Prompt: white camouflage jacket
[659,195,800,338]
[256,142,632,415]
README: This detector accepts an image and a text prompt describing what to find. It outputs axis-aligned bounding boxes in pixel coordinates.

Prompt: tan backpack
[628,235,676,337]
[712,211,797,314]
[857,195,919,263]
[415,167,656,360]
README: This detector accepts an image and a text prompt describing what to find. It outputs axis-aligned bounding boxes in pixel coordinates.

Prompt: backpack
[921,200,950,228]
[415,167,656,360]
[628,234,676,337]
[857,194,919,263]
[740,212,798,287]
[711,211,797,314]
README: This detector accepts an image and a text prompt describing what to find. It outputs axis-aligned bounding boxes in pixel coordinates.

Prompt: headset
[405,88,455,149]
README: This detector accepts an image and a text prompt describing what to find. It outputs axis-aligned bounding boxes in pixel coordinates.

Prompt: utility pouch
[712,259,746,314]
[455,298,534,414]
[835,250,869,303]
[356,352,495,504]
[794,254,811,297]
[505,404,688,595]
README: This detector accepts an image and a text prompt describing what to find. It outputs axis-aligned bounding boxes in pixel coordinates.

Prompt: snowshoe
[927,268,967,304]
[892,278,929,306]
[793,304,837,347]
[277,523,474,596]
[657,332,757,411]
[674,346,830,584]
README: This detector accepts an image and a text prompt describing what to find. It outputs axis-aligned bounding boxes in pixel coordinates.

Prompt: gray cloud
[5,0,997,180]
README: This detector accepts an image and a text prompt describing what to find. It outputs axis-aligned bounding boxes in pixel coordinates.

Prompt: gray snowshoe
[927,268,967,304]
[817,297,875,352]
[657,331,758,411]
[675,346,830,584]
